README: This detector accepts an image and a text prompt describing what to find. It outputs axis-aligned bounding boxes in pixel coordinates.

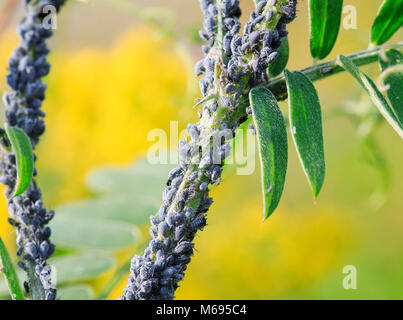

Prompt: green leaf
[371,0,403,45]
[284,70,325,198]
[50,252,116,284]
[87,161,174,197]
[57,195,158,225]
[268,37,289,78]
[51,214,141,250]
[379,49,403,122]
[249,87,288,220]
[309,0,344,60]
[57,285,95,300]
[0,237,24,300]
[337,54,403,139]
[4,124,34,197]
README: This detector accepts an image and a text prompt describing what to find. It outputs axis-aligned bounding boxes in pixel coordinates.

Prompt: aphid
[173,241,194,255]
[199,78,209,96]
[320,67,334,75]
[46,290,56,301]
[189,215,207,230]
[150,239,162,252]
[18,261,27,271]
[231,23,241,34]
[162,266,177,277]
[158,222,170,238]
[203,16,216,35]
[177,199,185,211]
[7,217,20,227]
[25,241,38,259]
[202,45,210,55]
[279,4,296,23]
[24,281,30,294]
[257,1,267,13]
[204,58,215,73]
[211,101,218,112]
[39,241,49,259]
[207,4,217,16]
[175,213,186,225]
[199,29,210,42]
[187,123,199,141]
[140,262,154,279]
[241,41,250,52]
[163,187,177,204]
[168,167,182,181]
[253,14,265,25]
[171,176,183,189]
[267,51,279,63]
[185,208,195,221]
[163,237,172,252]
[225,83,235,94]
[188,171,199,182]
[194,59,206,76]
[166,213,175,227]
[211,166,222,183]
[174,225,187,242]
[230,34,242,55]
[233,89,242,101]
[150,215,159,227]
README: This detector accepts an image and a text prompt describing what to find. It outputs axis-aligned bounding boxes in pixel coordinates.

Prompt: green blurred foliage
[0,0,402,300]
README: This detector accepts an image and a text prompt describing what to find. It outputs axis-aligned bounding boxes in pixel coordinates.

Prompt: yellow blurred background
[0,0,402,299]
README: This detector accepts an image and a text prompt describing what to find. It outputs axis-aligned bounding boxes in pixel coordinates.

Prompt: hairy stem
[268,41,403,101]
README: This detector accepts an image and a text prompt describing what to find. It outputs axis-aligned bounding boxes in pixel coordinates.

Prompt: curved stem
[267,42,403,101]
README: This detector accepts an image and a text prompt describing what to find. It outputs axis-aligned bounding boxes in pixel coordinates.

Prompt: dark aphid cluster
[0,0,66,300]
[121,0,297,300]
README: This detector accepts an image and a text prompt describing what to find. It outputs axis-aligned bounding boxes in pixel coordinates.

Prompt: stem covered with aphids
[0,0,66,300]
[120,0,297,300]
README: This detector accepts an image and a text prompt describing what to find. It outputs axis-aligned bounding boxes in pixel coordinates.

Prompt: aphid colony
[121,0,297,300]
[0,0,66,300]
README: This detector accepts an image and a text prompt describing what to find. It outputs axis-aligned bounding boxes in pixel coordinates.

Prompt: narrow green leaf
[0,237,24,300]
[337,54,403,139]
[4,124,34,197]
[284,70,325,198]
[268,37,289,78]
[379,49,403,122]
[249,87,288,220]
[371,0,403,45]
[309,0,344,60]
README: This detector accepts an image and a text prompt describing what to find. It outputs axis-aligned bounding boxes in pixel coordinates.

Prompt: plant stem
[267,42,403,101]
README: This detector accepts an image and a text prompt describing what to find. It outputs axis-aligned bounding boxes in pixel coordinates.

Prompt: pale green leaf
[268,37,289,78]
[379,49,403,122]
[5,124,34,197]
[309,0,344,60]
[371,0,403,45]
[337,54,403,139]
[285,70,325,198]
[249,87,288,220]
[0,237,24,300]
[50,214,140,250]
